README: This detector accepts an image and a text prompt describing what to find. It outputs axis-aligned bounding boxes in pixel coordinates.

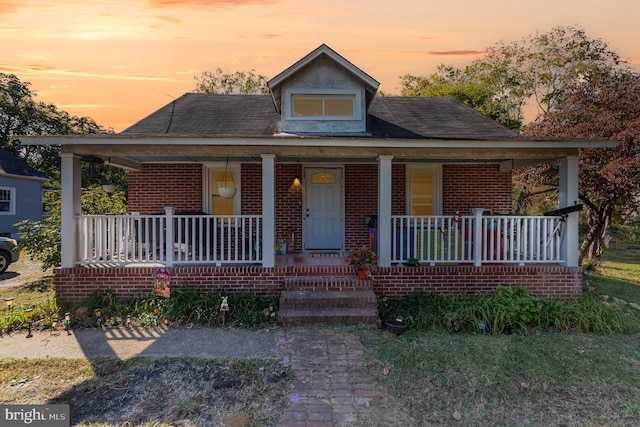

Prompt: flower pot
[386,318,408,335]
[356,269,368,280]
[218,186,237,199]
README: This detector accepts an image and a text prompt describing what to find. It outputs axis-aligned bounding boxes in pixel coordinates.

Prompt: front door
[303,167,343,250]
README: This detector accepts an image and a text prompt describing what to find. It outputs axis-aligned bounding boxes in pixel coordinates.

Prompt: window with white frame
[0,187,15,215]
[287,90,360,120]
[205,164,241,215]
[292,95,355,117]
[406,165,442,216]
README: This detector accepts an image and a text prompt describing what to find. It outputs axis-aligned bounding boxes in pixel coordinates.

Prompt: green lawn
[587,242,640,305]
[360,242,640,427]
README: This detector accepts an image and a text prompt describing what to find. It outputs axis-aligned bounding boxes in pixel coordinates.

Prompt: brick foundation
[53,264,583,302]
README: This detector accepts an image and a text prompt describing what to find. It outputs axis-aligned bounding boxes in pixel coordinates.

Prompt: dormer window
[286,89,361,121]
[293,94,354,117]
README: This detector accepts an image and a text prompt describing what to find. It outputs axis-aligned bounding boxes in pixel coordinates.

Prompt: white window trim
[285,89,361,121]
[203,163,241,215]
[405,164,442,216]
[0,187,15,215]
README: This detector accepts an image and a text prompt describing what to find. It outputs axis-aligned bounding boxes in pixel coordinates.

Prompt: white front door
[303,167,343,250]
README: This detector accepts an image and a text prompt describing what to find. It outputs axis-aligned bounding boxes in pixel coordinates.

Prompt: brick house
[22,45,615,323]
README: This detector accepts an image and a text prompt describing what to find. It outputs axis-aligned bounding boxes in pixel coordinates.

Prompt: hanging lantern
[218,159,237,199]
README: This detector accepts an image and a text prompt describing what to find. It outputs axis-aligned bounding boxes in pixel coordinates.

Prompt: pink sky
[2,0,639,132]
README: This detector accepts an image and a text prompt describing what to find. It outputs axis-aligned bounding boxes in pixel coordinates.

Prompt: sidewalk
[0,325,279,360]
[0,325,398,426]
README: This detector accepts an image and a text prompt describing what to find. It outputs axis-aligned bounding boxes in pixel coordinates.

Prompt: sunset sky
[3,0,640,132]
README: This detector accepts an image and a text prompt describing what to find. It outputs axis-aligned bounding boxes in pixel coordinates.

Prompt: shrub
[379,286,639,334]
[64,285,278,329]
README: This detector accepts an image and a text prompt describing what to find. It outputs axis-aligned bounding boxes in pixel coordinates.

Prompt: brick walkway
[277,327,397,427]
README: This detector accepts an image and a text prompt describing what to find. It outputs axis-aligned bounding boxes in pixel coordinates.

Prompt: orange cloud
[0,64,53,72]
[0,1,53,15]
[261,34,284,39]
[427,50,486,56]
[154,15,184,24]
[0,1,21,15]
[0,63,177,82]
[146,0,278,7]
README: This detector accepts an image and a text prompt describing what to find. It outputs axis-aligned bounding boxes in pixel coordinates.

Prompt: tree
[400,26,624,132]
[477,25,621,116]
[1,72,124,268]
[400,65,522,130]
[525,71,640,264]
[194,68,269,94]
[17,185,128,270]
[1,72,110,181]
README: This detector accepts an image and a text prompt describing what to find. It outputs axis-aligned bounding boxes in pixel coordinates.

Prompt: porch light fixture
[51,318,58,336]
[64,312,71,335]
[25,309,33,338]
[288,177,304,196]
[102,184,116,193]
[94,308,102,327]
[101,157,116,193]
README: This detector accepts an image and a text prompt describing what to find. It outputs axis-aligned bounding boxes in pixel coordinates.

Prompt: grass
[358,239,640,426]
[586,242,640,305]
[2,242,640,425]
[360,330,640,427]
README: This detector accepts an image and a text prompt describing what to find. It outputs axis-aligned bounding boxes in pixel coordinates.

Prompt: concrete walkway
[0,325,398,426]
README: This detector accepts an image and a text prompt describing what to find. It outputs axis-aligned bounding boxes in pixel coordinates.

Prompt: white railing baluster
[389,214,565,266]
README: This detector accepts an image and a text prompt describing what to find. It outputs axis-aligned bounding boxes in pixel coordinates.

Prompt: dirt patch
[0,358,291,426]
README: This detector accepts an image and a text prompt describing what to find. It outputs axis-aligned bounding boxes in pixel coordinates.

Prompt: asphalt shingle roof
[0,147,48,179]
[121,93,519,140]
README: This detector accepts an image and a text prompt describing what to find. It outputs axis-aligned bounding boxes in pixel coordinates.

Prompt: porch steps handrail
[390,214,565,266]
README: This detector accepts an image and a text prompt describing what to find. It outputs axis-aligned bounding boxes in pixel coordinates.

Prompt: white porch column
[60,153,82,268]
[378,155,394,267]
[261,154,276,267]
[558,155,580,267]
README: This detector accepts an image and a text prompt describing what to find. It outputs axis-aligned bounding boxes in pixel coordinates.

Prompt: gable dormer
[267,44,380,135]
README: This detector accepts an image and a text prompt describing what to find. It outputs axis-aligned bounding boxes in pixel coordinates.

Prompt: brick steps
[278,307,381,326]
[282,276,372,291]
[278,277,381,327]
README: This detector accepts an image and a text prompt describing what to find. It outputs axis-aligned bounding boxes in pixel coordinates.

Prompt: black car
[0,237,20,274]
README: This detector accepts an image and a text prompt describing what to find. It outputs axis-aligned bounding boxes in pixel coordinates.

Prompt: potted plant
[348,246,379,279]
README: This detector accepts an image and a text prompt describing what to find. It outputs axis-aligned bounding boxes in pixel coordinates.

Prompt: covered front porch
[60,152,582,270]
[75,209,570,268]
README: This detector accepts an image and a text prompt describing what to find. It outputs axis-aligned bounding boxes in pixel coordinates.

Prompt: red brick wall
[241,164,261,215]
[129,164,204,214]
[53,264,582,302]
[275,164,304,252]
[373,265,582,300]
[443,164,512,215]
[240,163,304,252]
[345,164,378,249]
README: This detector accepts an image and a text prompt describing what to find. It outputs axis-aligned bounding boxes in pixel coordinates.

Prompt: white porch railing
[78,211,262,266]
[391,213,565,265]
